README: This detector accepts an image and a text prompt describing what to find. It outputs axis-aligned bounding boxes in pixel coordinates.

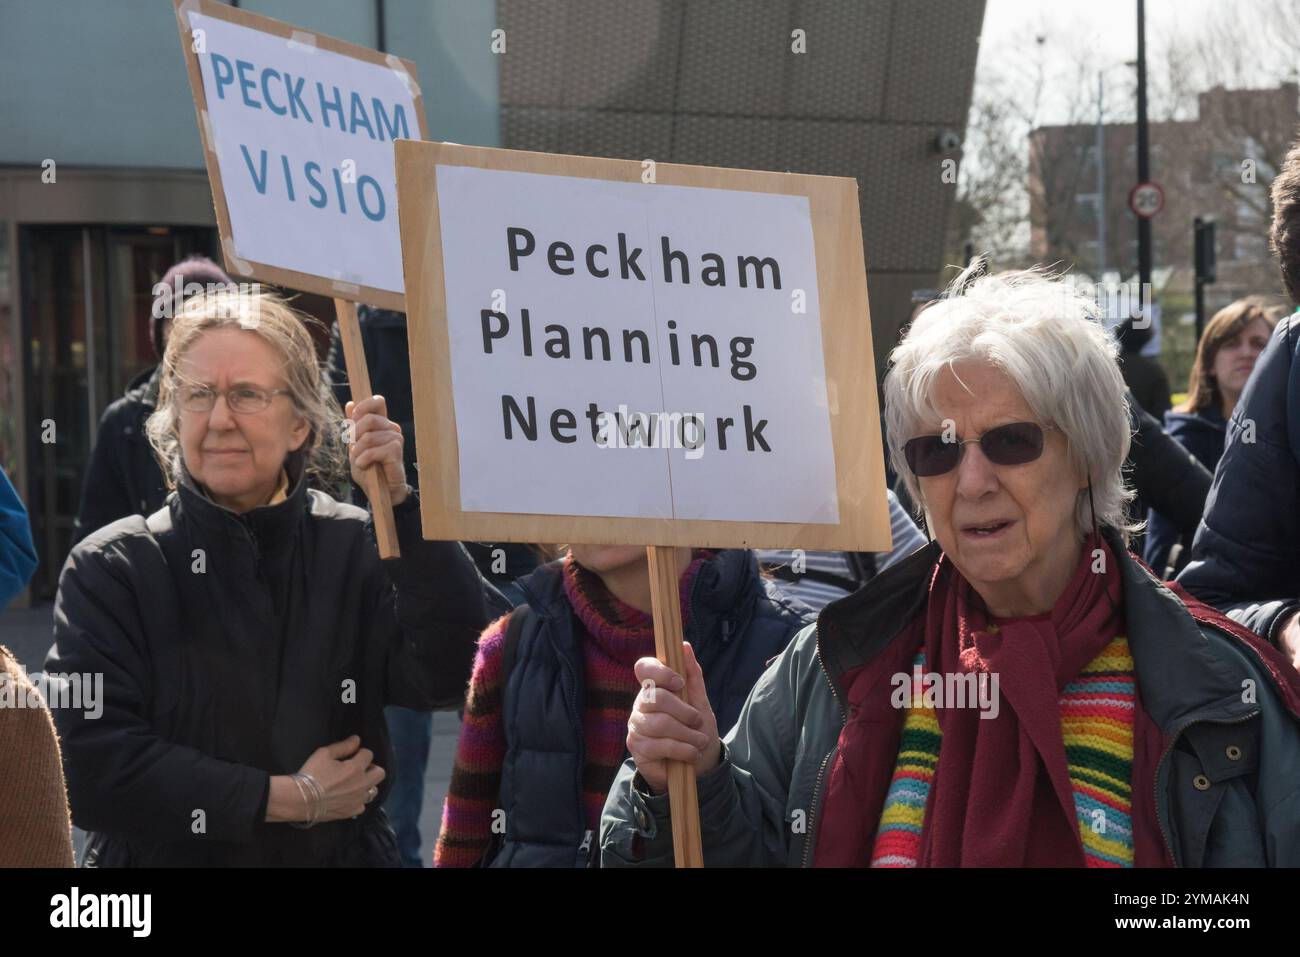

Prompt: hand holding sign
[176,1,429,556]
[396,142,893,866]
[346,395,408,507]
[335,299,401,555]
[628,643,721,794]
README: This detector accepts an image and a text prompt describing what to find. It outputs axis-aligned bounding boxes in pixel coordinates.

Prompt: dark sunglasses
[903,422,1051,477]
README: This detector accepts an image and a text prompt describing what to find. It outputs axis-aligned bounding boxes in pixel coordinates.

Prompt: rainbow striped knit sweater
[870,635,1136,868]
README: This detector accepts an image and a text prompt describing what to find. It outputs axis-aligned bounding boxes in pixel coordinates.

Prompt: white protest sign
[398,142,891,551]
[436,164,839,524]
[176,0,426,308]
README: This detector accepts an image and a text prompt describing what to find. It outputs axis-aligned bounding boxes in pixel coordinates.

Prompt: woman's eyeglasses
[178,384,290,415]
[903,422,1050,477]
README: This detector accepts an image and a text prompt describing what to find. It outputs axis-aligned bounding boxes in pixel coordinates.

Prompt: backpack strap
[500,603,533,690]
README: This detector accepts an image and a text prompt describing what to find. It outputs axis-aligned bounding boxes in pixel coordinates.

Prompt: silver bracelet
[302,771,325,827]
[288,774,308,826]
[289,773,314,829]
[289,771,325,829]
[289,774,312,829]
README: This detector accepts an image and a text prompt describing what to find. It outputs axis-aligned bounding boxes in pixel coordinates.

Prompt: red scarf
[919,535,1120,865]
[814,534,1171,866]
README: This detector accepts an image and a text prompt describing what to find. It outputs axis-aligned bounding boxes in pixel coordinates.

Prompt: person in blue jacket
[1,465,38,608]
[1179,136,1300,669]
[1145,296,1283,577]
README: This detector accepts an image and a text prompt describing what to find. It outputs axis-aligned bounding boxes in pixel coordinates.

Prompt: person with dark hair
[1124,387,1213,538]
[1178,135,1300,669]
[1145,296,1284,577]
[1112,318,1178,560]
[73,254,234,543]
[1115,318,1172,420]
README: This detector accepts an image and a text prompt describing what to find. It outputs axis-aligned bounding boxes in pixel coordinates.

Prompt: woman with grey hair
[601,267,1300,868]
[47,290,488,867]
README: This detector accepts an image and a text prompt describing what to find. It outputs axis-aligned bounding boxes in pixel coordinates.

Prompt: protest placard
[174,0,429,556]
[174,0,427,306]
[396,141,891,552]
[397,142,891,866]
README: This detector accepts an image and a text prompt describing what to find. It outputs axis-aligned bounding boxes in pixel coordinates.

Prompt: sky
[960,0,1291,264]
[978,0,1250,125]
[982,0,1222,59]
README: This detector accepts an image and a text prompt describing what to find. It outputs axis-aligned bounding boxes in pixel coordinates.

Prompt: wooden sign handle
[645,545,705,868]
[334,299,400,559]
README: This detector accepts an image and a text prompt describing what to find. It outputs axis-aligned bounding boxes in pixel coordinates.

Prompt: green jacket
[601,532,1300,867]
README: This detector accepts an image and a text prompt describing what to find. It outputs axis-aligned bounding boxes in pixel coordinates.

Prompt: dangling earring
[1087,477,1099,541]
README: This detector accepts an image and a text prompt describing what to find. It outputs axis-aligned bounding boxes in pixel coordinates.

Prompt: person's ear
[287,415,310,452]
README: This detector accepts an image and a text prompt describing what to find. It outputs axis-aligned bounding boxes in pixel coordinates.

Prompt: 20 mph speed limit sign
[1129,181,1165,219]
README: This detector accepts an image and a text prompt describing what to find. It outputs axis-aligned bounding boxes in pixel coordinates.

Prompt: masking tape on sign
[199,109,217,157]
[824,380,839,415]
[288,30,318,53]
[221,237,253,278]
[385,54,422,101]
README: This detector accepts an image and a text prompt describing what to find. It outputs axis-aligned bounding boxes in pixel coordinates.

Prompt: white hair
[882,265,1137,543]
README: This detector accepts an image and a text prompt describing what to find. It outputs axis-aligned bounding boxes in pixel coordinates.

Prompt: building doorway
[19,224,218,598]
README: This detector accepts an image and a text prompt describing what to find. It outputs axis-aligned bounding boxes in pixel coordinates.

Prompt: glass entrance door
[20,226,92,599]
[19,224,217,598]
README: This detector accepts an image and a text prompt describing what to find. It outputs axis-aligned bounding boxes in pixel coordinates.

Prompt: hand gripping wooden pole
[334,299,400,559]
[646,545,704,868]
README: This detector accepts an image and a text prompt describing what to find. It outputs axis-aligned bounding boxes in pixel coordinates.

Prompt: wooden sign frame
[397,140,891,552]
[173,0,430,311]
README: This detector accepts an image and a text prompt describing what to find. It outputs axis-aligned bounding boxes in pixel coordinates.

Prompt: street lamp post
[1136,0,1153,300]
[1096,72,1106,279]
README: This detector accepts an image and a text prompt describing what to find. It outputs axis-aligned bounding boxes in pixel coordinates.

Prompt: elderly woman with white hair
[601,267,1300,868]
[47,290,489,867]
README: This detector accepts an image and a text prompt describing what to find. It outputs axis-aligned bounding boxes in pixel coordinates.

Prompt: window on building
[1075,193,1101,227]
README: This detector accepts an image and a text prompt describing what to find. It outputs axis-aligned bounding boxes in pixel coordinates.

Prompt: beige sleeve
[0,663,76,867]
